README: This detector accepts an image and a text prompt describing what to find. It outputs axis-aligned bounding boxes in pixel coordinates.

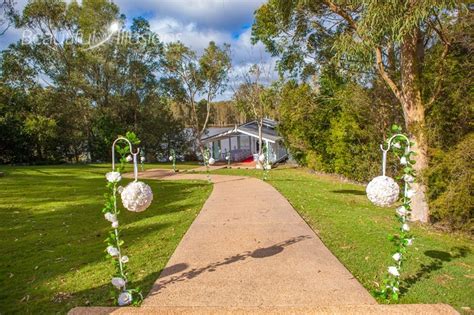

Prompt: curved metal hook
[381,134,411,152]
[380,133,411,176]
[111,136,140,181]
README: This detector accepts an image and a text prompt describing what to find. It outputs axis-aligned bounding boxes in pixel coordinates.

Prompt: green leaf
[392,292,399,300]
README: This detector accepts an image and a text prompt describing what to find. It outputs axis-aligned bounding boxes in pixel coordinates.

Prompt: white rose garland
[102,134,145,306]
[370,127,417,301]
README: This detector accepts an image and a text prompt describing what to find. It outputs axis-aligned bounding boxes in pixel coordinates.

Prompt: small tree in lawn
[161,41,231,159]
[233,64,278,168]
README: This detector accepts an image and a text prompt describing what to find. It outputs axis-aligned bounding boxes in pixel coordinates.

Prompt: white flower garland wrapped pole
[140,155,145,171]
[169,149,177,172]
[102,135,153,306]
[202,148,213,182]
[259,143,270,181]
[225,151,231,167]
[366,127,416,301]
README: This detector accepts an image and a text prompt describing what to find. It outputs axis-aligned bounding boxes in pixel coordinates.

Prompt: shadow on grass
[400,246,471,295]
[147,235,312,297]
[331,189,365,196]
[0,170,210,314]
[64,270,163,312]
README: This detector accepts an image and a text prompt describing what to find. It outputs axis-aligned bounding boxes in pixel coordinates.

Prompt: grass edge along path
[208,167,473,314]
[0,164,211,314]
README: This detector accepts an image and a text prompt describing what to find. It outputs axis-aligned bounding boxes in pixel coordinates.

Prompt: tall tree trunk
[400,28,429,222]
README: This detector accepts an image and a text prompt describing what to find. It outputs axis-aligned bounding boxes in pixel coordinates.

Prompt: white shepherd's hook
[380,134,411,177]
[112,137,140,182]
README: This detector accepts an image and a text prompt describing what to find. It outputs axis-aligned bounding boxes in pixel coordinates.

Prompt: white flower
[112,221,119,228]
[111,277,126,289]
[104,212,117,223]
[403,174,414,183]
[386,285,399,292]
[406,238,413,246]
[121,256,129,263]
[406,189,416,198]
[169,156,173,161]
[118,291,132,306]
[400,156,408,165]
[106,246,119,257]
[208,157,215,165]
[396,206,408,216]
[225,155,229,160]
[106,171,121,183]
[388,266,400,277]
[126,155,133,162]
[117,186,124,194]
[140,156,145,163]
[402,223,410,231]
[393,142,401,149]
[392,253,402,261]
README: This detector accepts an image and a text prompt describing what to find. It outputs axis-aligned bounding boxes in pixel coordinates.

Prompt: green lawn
[209,167,474,313]
[0,164,211,314]
[1,164,472,313]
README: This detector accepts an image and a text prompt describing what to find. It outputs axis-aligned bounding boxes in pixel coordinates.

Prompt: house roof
[202,119,282,143]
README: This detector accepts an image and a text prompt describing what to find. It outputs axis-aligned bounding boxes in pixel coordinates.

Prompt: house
[202,119,288,165]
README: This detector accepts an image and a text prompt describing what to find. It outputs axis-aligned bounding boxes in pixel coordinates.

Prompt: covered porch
[202,119,288,165]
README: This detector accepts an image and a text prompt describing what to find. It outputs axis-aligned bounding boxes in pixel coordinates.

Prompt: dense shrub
[425,134,474,233]
[278,76,400,182]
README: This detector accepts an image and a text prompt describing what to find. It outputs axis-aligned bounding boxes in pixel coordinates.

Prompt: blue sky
[1,0,274,100]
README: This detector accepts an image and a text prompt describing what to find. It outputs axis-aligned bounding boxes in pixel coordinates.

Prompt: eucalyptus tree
[252,0,465,221]
[233,63,278,165]
[161,41,231,156]
[0,0,17,36]
[1,0,182,162]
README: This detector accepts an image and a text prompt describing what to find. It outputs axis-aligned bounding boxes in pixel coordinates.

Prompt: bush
[426,133,474,232]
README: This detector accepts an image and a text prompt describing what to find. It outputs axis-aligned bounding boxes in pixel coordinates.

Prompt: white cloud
[148,17,278,100]
[2,0,277,100]
[115,0,265,31]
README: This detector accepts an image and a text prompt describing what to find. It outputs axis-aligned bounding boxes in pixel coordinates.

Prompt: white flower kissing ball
[366,176,400,207]
[121,181,153,212]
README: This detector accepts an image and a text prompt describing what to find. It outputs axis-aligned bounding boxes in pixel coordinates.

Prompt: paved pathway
[70,171,458,314]
[143,173,375,307]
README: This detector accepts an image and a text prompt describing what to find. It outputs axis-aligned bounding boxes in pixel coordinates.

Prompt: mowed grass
[0,164,211,314]
[210,167,474,312]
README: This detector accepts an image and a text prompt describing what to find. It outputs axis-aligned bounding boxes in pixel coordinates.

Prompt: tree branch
[426,42,449,107]
[323,0,403,104]
[375,46,403,103]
